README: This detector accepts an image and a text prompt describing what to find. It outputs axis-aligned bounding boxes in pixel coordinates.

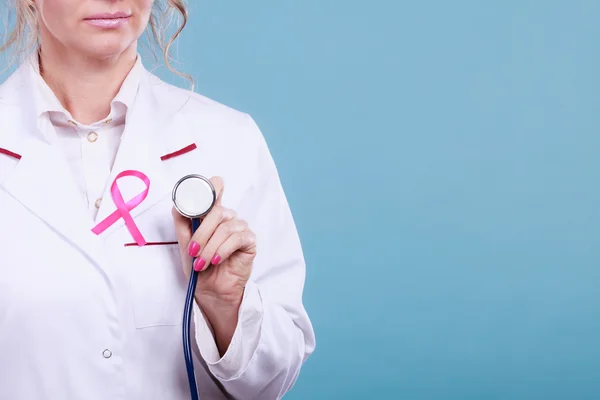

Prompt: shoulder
[146,71,262,145]
[0,65,26,99]
[0,67,29,145]
[0,66,27,113]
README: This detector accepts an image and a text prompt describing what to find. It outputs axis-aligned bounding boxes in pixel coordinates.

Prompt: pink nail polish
[188,241,200,257]
[194,258,206,271]
[211,254,221,265]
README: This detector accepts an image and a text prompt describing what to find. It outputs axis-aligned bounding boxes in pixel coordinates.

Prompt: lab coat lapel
[93,69,192,242]
[0,130,101,263]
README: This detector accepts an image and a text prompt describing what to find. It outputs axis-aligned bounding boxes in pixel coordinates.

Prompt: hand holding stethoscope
[172,175,257,343]
[171,175,257,400]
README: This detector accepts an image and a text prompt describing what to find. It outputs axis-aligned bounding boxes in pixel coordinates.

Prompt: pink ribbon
[92,170,150,246]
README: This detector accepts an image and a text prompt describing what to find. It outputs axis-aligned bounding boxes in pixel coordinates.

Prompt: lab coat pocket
[124,243,188,329]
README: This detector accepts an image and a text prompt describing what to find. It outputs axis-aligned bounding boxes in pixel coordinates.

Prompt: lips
[85,11,131,20]
[84,12,131,29]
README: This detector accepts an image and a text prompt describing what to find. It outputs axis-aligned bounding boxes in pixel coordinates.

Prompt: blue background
[4,1,600,399]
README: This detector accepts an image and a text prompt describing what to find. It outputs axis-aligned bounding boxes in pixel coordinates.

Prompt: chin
[76,37,136,60]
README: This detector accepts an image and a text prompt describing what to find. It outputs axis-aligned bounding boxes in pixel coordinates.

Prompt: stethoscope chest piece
[172,174,216,219]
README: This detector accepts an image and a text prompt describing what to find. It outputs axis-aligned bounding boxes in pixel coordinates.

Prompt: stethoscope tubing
[183,217,202,400]
[172,174,217,400]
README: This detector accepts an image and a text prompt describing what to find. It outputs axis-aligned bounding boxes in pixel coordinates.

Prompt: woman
[0,0,315,399]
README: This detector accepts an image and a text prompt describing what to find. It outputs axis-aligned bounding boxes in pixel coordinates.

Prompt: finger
[194,219,249,271]
[209,176,225,206]
[211,229,256,267]
[188,206,236,258]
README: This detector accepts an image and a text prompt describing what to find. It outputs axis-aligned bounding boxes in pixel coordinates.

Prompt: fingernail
[211,254,221,265]
[188,241,200,257]
[193,257,206,272]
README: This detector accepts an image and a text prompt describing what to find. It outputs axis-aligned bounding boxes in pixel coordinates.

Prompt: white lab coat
[0,60,315,399]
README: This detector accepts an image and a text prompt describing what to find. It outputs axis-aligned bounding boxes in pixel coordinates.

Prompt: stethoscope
[172,174,217,400]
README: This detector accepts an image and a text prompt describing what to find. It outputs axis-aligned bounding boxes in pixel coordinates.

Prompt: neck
[38,43,138,125]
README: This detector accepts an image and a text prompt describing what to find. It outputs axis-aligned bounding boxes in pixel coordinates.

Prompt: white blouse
[29,55,142,220]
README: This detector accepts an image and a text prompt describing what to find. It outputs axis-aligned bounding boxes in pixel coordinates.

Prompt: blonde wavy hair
[0,0,192,87]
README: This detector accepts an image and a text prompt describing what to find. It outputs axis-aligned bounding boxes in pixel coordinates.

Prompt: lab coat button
[95,198,102,208]
[87,131,98,143]
[102,349,112,359]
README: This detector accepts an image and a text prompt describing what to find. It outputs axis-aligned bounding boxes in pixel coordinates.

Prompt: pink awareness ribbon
[92,170,150,246]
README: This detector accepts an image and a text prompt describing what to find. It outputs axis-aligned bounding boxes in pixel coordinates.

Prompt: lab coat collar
[0,56,196,262]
